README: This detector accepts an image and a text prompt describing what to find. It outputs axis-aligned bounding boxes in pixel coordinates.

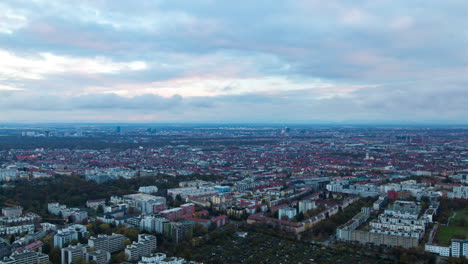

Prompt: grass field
[437,210,468,245]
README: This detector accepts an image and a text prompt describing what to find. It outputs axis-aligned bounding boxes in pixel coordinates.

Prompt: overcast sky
[0,0,467,123]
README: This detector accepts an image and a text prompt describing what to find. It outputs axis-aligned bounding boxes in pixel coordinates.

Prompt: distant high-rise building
[116,126,121,133]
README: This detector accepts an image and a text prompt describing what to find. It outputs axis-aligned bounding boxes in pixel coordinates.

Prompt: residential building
[125,234,157,262]
[138,253,199,264]
[113,193,166,214]
[167,187,216,199]
[86,199,106,210]
[213,186,231,193]
[278,207,296,220]
[61,244,87,264]
[326,181,380,197]
[0,251,49,264]
[88,233,126,253]
[210,215,228,228]
[298,200,316,214]
[0,169,18,182]
[54,225,89,248]
[140,216,169,234]
[337,201,425,248]
[373,196,388,211]
[169,222,193,244]
[451,239,468,258]
[47,203,88,223]
[2,207,23,219]
[425,244,451,257]
[448,186,468,199]
[138,186,158,194]
[85,250,111,264]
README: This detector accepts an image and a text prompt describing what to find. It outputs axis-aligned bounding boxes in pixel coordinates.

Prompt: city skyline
[0,1,467,123]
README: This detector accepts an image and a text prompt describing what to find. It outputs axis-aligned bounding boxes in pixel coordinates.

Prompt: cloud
[0,49,147,80]
[1,80,466,123]
[0,0,466,123]
[0,5,28,34]
[0,84,23,91]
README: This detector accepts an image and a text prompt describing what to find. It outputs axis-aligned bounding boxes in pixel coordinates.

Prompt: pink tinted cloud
[347,50,382,66]
[28,21,116,51]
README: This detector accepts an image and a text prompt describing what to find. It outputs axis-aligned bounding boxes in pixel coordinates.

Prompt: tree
[193,224,209,237]
[50,247,61,264]
[42,236,53,254]
[296,212,305,222]
[111,252,126,263]
[98,223,111,234]
[116,226,139,242]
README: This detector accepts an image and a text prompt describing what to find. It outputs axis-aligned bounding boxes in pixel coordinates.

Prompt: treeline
[0,135,279,151]
[0,173,220,215]
[0,136,142,150]
[434,197,468,224]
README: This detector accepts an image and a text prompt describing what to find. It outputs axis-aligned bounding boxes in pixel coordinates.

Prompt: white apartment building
[85,250,111,264]
[125,234,157,262]
[448,186,468,199]
[278,207,296,220]
[54,225,89,248]
[452,239,468,258]
[47,203,88,223]
[112,193,166,214]
[138,186,158,194]
[326,181,380,197]
[0,169,18,182]
[298,200,316,214]
[2,207,23,218]
[0,251,49,264]
[61,244,87,264]
[139,253,191,264]
[425,239,468,258]
[167,187,216,199]
[0,225,34,236]
[373,196,388,211]
[371,201,425,238]
[140,216,169,233]
[88,233,126,253]
[425,244,451,257]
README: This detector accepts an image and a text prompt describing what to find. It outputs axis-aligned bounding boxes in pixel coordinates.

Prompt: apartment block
[85,250,111,264]
[88,233,126,253]
[125,234,157,262]
[61,244,87,264]
[0,251,49,264]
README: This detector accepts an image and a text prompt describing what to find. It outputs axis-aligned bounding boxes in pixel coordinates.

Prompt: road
[427,223,438,244]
